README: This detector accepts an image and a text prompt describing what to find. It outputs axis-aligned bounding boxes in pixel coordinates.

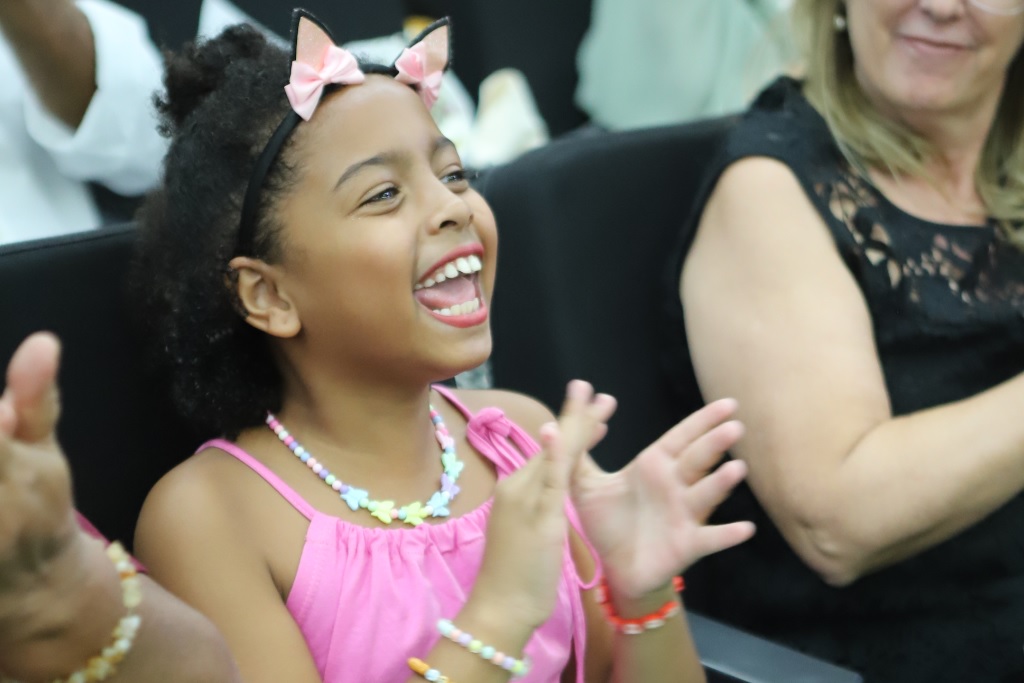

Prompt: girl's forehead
[288,76,448,183]
[300,76,438,151]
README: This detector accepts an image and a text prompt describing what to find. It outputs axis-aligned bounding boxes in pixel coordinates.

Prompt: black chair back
[480,119,735,471]
[0,227,197,547]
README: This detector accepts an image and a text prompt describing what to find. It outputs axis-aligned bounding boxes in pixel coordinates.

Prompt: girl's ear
[407,17,452,75]
[228,256,301,339]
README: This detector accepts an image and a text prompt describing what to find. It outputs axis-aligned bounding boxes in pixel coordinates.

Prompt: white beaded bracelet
[54,542,143,683]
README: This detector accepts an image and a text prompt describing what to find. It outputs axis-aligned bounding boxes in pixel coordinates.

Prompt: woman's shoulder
[720,76,839,171]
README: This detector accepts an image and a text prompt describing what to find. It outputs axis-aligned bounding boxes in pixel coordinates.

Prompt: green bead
[325,475,336,486]
[366,500,377,511]
[468,640,482,653]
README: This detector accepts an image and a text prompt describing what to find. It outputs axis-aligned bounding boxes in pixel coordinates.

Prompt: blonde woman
[671,0,1024,681]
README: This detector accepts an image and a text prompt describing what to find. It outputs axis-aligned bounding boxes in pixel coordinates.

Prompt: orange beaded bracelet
[595,576,684,635]
[408,657,457,682]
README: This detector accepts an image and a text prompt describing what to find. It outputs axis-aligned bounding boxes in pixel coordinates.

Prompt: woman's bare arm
[681,157,1024,586]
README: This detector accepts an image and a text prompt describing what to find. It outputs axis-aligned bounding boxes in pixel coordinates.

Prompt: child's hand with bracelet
[567,397,756,603]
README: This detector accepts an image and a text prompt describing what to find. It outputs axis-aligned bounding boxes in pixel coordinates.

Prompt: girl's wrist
[598,576,682,619]
[459,588,540,650]
[469,568,555,631]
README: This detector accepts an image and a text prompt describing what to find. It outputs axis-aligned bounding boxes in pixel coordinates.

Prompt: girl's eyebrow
[332,137,457,192]
[333,152,402,192]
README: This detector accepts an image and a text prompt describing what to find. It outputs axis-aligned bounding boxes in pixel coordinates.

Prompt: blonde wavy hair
[792,0,1024,234]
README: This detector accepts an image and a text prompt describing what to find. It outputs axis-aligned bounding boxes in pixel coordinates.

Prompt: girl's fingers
[536,382,617,512]
[587,423,609,452]
[688,521,757,560]
[555,382,616,469]
[675,420,745,485]
[537,424,576,517]
[588,392,618,425]
[650,398,739,459]
[683,459,749,520]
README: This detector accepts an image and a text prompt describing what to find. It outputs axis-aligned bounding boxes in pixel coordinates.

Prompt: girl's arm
[682,157,1024,586]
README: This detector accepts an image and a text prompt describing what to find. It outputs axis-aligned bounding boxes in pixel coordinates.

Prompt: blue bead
[437,619,453,635]
[300,453,310,462]
[481,646,495,659]
[425,670,440,682]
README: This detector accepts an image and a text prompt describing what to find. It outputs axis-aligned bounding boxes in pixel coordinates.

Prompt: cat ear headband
[236,9,452,255]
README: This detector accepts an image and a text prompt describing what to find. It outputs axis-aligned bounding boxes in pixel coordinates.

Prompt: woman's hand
[473,381,617,628]
[0,332,78,587]
[569,393,755,600]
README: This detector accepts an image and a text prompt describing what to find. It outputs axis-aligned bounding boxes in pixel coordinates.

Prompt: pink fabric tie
[394,43,444,109]
[285,44,366,121]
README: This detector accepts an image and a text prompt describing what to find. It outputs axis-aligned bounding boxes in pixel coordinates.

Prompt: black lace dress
[666,77,1024,683]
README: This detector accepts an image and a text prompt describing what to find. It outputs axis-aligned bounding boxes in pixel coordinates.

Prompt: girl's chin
[433,341,493,383]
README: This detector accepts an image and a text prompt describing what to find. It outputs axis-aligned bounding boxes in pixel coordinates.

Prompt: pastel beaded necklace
[266,406,464,526]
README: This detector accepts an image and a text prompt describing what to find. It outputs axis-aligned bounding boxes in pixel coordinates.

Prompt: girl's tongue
[413,274,477,310]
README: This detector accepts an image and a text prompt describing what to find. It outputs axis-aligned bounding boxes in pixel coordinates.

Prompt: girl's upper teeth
[414,254,483,290]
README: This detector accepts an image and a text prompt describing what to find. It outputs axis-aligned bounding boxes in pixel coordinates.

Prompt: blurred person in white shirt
[0,0,166,245]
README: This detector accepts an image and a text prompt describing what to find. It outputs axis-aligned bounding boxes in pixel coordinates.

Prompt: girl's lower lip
[426,302,489,328]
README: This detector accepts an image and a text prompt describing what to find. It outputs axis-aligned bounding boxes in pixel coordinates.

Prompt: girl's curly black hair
[133,24,394,439]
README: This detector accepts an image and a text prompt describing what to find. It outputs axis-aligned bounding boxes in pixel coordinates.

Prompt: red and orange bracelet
[595,576,685,635]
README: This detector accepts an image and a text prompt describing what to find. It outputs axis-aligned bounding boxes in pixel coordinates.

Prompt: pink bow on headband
[395,42,444,109]
[285,44,366,121]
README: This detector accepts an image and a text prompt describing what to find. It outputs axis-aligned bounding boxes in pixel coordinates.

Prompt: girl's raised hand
[473,381,617,628]
[568,395,755,600]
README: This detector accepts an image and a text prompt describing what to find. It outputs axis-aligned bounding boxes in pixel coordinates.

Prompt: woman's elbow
[786,508,874,588]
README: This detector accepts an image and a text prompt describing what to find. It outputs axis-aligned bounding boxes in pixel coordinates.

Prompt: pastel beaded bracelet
[408,657,455,682]
[437,619,530,678]
[56,542,143,683]
[596,576,684,635]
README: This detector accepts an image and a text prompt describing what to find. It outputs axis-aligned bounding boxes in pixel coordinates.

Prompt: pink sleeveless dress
[197,386,591,683]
